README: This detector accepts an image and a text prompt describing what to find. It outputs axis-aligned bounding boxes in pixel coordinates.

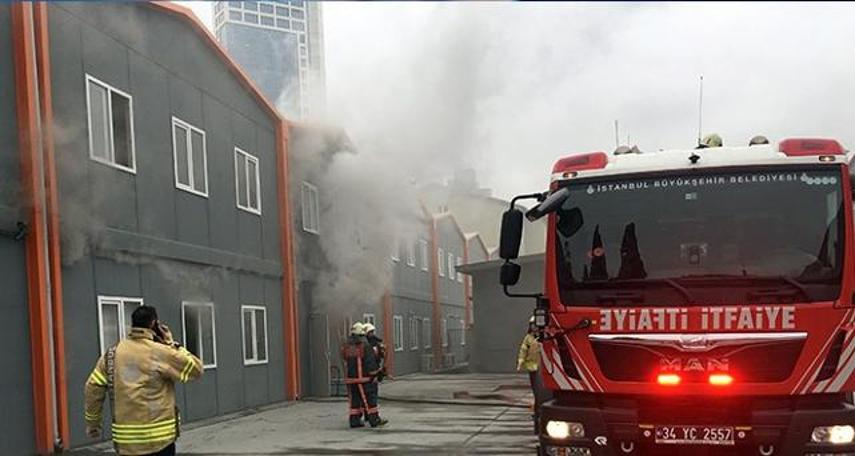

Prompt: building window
[243,1,258,11]
[409,317,419,350]
[299,34,306,44]
[275,5,289,16]
[259,2,274,13]
[234,148,261,214]
[419,239,429,271]
[261,15,275,26]
[182,302,217,369]
[437,248,445,277]
[442,318,448,347]
[244,12,258,23]
[86,75,135,173]
[97,296,143,355]
[241,305,268,365]
[393,315,404,352]
[423,317,431,349]
[363,313,376,326]
[456,256,464,283]
[460,319,466,346]
[290,0,304,8]
[229,10,241,20]
[406,240,416,267]
[291,7,304,19]
[448,252,455,281]
[293,21,305,32]
[172,117,208,196]
[301,181,319,233]
[276,18,290,29]
[391,239,400,262]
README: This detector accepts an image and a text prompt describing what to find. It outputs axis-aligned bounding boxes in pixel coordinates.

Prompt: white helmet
[363,322,376,334]
[351,322,366,336]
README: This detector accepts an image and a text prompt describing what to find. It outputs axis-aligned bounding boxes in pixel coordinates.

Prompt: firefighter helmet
[351,322,366,336]
[698,133,723,148]
[749,135,770,146]
[364,322,376,334]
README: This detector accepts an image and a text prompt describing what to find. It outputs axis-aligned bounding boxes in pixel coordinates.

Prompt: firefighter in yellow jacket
[85,305,203,456]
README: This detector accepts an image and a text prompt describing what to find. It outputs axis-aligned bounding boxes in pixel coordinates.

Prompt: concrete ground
[72,373,538,455]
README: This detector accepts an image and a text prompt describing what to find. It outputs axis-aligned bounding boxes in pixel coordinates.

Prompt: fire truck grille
[591,337,804,383]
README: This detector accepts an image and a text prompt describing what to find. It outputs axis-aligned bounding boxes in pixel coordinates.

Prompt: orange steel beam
[276,121,301,400]
[430,218,442,370]
[12,2,56,453]
[33,3,69,449]
[382,290,393,376]
[463,239,471,328]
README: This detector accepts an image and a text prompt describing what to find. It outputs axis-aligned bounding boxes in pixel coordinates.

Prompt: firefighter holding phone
[85,305,203,456]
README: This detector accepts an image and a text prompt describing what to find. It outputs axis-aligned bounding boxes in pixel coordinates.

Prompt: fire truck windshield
[555,166,845,306]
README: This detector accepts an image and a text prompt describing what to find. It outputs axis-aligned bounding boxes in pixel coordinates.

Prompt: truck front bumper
[538,393,855,456]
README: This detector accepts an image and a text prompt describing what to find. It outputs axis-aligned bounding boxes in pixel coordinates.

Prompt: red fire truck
[499,138,855,455]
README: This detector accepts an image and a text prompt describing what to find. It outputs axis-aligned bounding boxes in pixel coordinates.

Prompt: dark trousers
[528,370,551,412]
[347,382,380,426]
[140,443,176,456]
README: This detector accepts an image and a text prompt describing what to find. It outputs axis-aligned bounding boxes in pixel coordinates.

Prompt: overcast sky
[183,2,855,199]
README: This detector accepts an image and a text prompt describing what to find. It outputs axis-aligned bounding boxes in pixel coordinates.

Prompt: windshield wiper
[678,274,810,301]
[589,278,696,305]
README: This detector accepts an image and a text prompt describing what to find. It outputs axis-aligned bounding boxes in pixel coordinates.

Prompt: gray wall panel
[265,278,286,402]
[204,94,239,253]
[213,272,243,414]
[130,52,176,240]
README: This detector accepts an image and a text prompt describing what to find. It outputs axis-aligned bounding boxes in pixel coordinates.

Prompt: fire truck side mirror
[500,262,521,286]
[525,187,570,222]
[500,208,524,260]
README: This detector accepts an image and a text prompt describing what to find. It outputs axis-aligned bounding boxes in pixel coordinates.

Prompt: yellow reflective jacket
[85,328,203,456]
[517,333,541,372]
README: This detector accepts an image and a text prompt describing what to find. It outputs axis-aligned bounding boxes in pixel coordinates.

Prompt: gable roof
[148,2,284,124]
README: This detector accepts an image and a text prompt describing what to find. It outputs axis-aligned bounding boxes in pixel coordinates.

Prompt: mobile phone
[153,320,166,342]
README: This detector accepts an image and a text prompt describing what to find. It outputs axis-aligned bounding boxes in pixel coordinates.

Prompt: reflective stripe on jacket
[84,327,203,456]
[517,333,540,372]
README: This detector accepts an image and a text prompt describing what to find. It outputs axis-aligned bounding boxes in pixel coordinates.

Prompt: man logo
[660,357,730,372]
[678,334,712,352]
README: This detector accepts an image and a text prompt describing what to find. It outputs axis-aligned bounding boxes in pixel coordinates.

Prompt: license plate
[654,425,735,446]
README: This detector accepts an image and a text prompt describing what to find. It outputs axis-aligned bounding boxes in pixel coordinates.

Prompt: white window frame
[410,316,419,350]
[423,317,431,349]
[97,296,143,355]
[393,315,404,352]
[301,181,319,234]
[437,248,445,277]
[460,318,466,346]
[241,305,269,366]
[363,313,376,326]
[391,238,400,262]
[181,301,218,369]
[234,147,262,215]
[442,318,448,348]
[171,116,209,197]
[85,74,136,173]
[406,240,416,267]
[456,256,464,283]
[448,252,456,282]
[419,239,429,271]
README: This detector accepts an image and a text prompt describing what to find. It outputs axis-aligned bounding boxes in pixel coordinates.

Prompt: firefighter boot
[368,414,388,428]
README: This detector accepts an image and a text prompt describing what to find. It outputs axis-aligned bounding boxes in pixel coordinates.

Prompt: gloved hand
[86,426,101,439]
[156,323,176,346]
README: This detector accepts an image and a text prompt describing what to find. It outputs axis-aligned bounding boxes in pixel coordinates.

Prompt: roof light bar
[552,152,608,174]
[779,138,844,157]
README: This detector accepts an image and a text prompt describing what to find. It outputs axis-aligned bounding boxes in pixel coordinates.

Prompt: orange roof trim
[147,1,285,123]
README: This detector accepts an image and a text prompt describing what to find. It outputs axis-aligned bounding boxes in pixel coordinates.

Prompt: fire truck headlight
[811,425,855,444]
[546,420,585,439]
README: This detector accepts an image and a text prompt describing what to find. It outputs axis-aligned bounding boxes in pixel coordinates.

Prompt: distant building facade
[214,1,325,120]
[420,169,547,256]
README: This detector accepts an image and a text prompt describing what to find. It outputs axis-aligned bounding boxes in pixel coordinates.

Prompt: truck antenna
[614,120,620,148]
[697,75,704,146]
